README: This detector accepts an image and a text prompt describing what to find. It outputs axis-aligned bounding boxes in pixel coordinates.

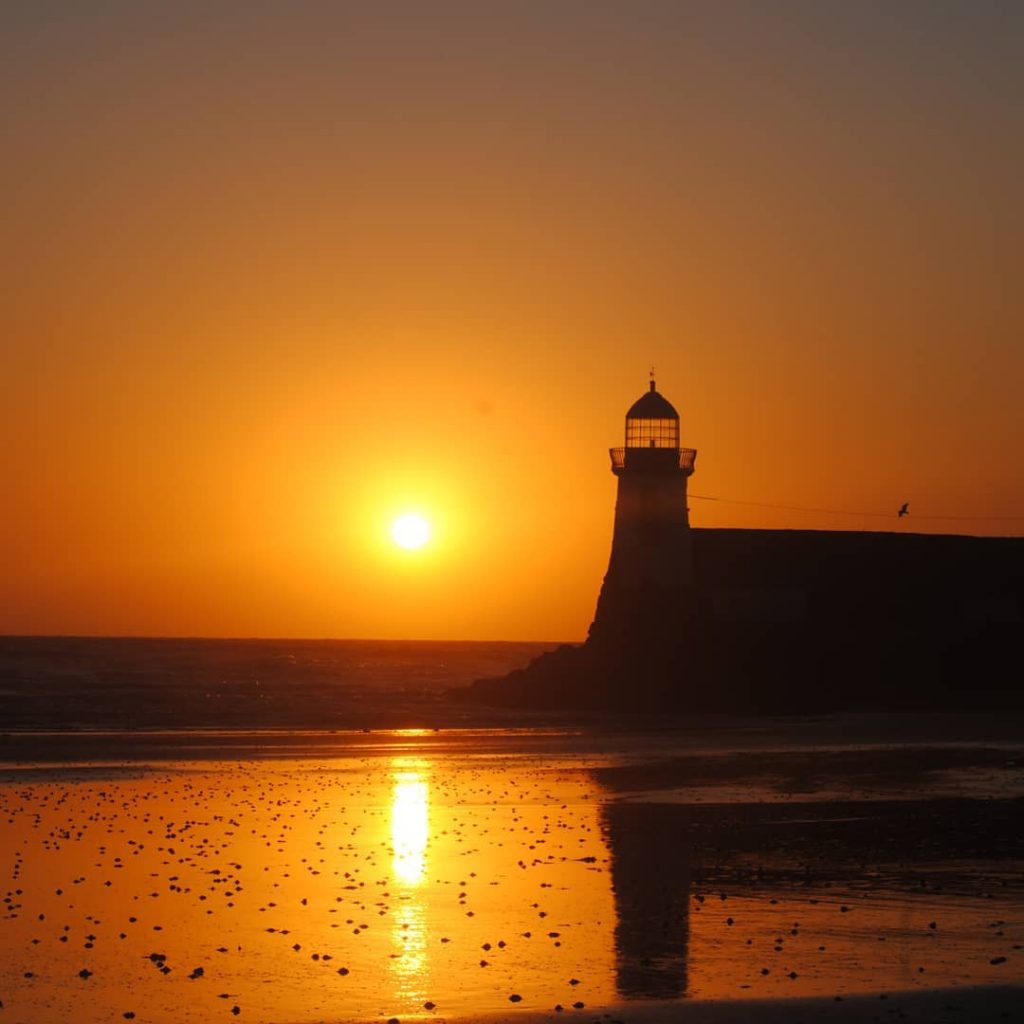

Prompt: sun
[390,513,432,550]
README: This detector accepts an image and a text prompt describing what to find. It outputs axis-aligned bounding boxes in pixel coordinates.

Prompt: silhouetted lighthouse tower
[590,378,697,642]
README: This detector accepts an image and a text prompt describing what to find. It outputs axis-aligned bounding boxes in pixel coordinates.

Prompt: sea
[0,636,559,731]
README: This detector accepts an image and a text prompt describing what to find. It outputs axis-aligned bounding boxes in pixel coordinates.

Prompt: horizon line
[0,633,575,645]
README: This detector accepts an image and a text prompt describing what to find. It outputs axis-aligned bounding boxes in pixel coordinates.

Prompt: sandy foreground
[1,724,1022,1023]
[433,985,1024,1024]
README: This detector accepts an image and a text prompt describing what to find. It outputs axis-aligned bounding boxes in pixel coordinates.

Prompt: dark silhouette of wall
[464,529,1024,712]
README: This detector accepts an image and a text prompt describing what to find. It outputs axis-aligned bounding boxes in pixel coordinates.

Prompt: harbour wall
[465,529,1024,713]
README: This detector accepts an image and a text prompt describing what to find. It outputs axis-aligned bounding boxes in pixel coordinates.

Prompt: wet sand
[457,985,1024,1023]
[1,724,1022,1022]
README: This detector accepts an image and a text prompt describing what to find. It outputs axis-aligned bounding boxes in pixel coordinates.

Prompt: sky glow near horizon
[1,2,1022,639]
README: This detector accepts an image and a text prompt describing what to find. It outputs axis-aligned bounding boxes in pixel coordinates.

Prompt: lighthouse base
[461,529,1024,715]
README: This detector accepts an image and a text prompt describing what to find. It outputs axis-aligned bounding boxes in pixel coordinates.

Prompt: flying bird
[898,502,909,518]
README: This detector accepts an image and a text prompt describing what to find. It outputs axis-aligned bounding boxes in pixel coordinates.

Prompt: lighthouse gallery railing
[609,447,697,472]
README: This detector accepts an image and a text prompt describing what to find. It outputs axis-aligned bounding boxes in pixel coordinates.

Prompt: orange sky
[2,3,1022,640]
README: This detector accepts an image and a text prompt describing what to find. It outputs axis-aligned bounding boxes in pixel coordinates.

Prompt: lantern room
[625,380,680,448]
[609,379,697,475]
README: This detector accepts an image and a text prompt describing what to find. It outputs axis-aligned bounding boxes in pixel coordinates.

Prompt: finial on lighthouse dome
[625,378,680,448]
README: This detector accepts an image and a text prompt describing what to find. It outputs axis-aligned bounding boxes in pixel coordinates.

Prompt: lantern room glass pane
[625,416,679,449]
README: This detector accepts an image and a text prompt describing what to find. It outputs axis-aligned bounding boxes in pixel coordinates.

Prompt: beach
[2,718,1022,1023]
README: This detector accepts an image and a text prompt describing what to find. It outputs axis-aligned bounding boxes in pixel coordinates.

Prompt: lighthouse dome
[625,380,679,449]
[626,382,679,420]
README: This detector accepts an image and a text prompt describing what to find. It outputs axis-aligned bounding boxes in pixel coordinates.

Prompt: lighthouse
[463,371,1024,713]
[590,378,697,643]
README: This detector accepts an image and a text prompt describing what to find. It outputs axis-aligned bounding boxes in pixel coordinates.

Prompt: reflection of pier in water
[600,801,692,999]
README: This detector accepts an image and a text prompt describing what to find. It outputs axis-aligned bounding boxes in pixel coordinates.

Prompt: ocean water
[0,637,557,731]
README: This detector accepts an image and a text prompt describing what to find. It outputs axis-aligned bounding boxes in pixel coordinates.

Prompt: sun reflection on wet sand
[389,759,430,1000]
[390,900,428,1001]
[391,760,429,886]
